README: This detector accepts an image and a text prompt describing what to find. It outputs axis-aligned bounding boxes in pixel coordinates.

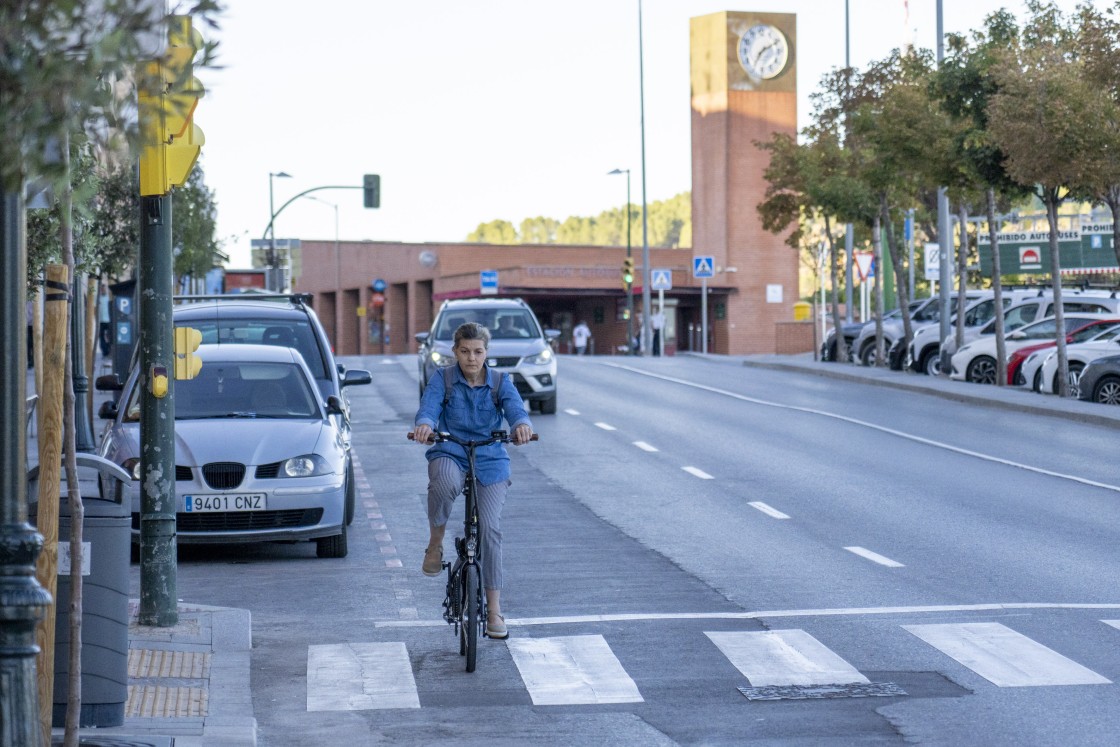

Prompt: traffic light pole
[138,194,177,627]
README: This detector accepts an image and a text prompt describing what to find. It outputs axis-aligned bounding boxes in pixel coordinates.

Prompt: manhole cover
[738,681,908,701]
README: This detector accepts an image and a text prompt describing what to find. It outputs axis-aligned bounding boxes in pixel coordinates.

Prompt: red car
[1008,318,1120,385]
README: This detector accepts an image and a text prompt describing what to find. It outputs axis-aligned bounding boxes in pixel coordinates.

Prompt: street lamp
[306,195,343,348]
[268,171,292,291]
[608,168,634,354]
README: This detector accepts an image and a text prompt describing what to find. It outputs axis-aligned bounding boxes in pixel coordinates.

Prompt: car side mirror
[415,332,430,344]
[325,395,345,415]
[341,369,372,387]
[98,401,118,420]
[95,373,124,391]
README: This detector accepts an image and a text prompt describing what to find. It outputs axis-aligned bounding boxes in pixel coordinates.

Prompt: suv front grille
[202,462,245,490]
[489,357,521,368]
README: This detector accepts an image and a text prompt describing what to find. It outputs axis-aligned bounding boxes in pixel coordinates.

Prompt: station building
[291,11,811,357]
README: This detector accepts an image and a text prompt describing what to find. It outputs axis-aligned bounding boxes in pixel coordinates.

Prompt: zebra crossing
[305,619,1117,711]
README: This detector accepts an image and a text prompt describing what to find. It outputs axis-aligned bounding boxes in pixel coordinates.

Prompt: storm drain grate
[738,681,908,701]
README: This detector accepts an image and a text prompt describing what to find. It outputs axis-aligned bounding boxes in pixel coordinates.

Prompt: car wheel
[859,342,877,367]
[344,457,356,526]
[316,523,348,559]
[539,393,557,415]
[920,349,940,376]
[1094,376,1120,405]
[966,355,997,384]
[888,343,906,371]
[1032,369,1043,393]
[1064,362,1085,399]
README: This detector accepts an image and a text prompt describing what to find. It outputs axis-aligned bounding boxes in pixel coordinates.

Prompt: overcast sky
[195,0,1081,268]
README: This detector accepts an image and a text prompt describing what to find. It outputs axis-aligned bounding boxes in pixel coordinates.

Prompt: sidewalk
[25,363,257,747]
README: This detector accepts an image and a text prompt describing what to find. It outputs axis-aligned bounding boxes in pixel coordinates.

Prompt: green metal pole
[0,188,50,746]
[138,194,177,627]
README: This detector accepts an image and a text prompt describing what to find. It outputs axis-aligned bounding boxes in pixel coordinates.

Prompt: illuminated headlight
[431,350,455,367]
[281,454,332,478]
[525,348,553,365]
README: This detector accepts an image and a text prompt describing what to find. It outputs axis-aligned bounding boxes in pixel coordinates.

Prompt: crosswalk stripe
[307,643,420,711]
[903,622,1111,687]
[506,635,643,705]
[705,630,869,687]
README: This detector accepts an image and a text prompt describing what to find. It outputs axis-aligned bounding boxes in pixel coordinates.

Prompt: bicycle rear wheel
[464,564,480,672]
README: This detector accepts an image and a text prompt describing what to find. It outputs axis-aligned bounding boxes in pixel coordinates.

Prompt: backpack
[442,365,503,410]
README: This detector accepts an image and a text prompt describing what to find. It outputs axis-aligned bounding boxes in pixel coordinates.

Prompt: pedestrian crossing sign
[651,269,672,290]
[693,256,714,278]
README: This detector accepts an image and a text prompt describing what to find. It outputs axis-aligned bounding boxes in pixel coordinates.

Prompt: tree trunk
[824,214,847,362]
[986,189,1008,387]
[882,196,913,363]
[956,203,970,349]
[1045,191,1070,397]
[872,212,885,367]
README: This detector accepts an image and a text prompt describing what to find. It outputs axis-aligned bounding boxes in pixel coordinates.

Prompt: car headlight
[122,457,141,481]
[525,348,553,365]
[430,350,455,367]
[281,454,333,478]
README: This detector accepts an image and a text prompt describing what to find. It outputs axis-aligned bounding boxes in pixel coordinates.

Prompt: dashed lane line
[749,501,790,519]
[844,546,905,568]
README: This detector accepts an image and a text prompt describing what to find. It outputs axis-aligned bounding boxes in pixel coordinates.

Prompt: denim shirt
[414,365,532,485]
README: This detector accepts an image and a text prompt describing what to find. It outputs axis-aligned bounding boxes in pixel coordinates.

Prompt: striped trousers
[427,457,509,590]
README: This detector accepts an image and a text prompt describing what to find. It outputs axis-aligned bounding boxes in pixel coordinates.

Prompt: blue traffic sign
[693,256,715,278]
[651,268,673,290]
[480,270,498,295]
[371,278,386,292]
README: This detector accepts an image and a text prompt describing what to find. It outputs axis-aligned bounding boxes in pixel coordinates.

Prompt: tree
[519,216,560,244]
[173,164,222,284]
[987,0,1103,396]
[466,219,519,244]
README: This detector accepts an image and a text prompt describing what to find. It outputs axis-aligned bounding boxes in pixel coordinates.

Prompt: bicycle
[408,429,537,672]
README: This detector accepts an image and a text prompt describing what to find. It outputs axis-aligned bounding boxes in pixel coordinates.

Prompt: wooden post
[35,263,70,744]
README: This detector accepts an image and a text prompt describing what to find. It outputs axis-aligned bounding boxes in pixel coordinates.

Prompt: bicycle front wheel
[464,564,480,672]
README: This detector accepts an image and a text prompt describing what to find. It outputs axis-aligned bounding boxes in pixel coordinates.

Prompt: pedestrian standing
[98,282,112,358]
[572,320,591,355]
[651,309,665,357]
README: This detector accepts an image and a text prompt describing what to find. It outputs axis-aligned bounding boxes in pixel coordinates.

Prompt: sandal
[486,613,509,639]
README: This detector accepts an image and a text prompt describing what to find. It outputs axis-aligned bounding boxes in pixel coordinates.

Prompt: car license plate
[182,494,266,512]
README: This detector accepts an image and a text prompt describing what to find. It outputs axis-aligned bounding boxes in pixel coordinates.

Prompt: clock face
[738,24,789,80]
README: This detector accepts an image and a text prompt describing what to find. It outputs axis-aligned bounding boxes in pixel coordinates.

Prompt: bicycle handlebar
[407,430,539,446]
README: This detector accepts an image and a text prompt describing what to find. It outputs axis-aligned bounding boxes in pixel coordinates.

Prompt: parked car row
[95,294,372,557]
[821,288,1120,407]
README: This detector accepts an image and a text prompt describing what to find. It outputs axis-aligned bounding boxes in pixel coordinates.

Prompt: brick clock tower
[690,11,797,354]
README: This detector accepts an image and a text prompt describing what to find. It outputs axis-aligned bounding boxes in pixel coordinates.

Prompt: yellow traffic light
[173,326,203,380]
[622,257,635,288]
[138,15,206,196]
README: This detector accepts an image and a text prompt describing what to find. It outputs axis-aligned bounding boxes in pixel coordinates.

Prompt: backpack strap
[442,365,504,411]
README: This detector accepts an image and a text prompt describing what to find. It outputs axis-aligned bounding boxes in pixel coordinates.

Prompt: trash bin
[27,453,131,728]
[793,301,811,321]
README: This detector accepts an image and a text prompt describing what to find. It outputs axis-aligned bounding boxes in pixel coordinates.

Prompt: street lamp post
[608,168,634,354]
[637,0,652,355]
[306,195,343,350]
[268,171,291,291]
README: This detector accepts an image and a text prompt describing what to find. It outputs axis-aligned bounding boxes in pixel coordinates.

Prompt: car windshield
[434,309,539,340]
[122,361,319,421]
[186,318,328,379]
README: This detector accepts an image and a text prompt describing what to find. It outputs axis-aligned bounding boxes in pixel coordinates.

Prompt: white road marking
[904,622,1111,687]
[748,501,790,519]
[844,546,905,568]
[1102,620,1120,632]
[603,363,1120,495]
[506,635,643,705]
[374,602,1120,628]
[564,408,580,415]
[594,422,616,431]
[706,629,869,686]
[632,441,659,452]
[306,642,419,711]
[682,466,713,479]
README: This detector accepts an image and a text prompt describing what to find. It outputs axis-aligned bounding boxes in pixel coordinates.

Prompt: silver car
[98,344,349,558]
[416,297,560,414]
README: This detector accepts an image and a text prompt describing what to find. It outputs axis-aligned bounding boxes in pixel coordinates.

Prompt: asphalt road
[148,354,1120,746]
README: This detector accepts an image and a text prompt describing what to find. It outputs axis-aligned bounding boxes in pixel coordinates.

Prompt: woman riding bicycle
[412,322,534,640]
